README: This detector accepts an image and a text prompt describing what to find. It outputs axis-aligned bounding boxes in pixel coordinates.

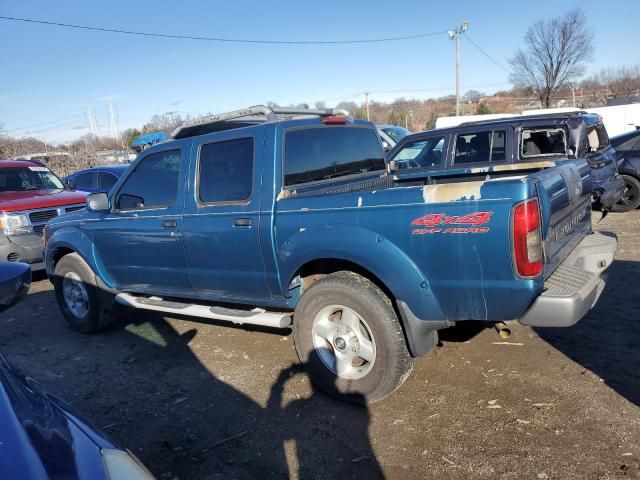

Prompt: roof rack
[171,105,350,139]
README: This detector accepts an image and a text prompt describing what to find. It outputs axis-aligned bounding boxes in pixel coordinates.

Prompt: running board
[115,293,292,328]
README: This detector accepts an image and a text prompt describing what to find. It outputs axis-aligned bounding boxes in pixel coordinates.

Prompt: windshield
[382,126,410,142]
[0,166,65,192]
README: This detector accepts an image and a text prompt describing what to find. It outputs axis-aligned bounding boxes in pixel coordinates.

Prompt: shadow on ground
[1,290,383,479]
[535,259,640,406]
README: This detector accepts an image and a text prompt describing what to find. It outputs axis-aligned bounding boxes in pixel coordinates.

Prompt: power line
[5,114,85,132]
[464,34,511,73]
[0,16,449,45]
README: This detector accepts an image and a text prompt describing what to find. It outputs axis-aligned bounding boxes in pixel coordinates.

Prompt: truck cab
[0,160,86,270]
[44,106,616,402]
[389,112,625,210]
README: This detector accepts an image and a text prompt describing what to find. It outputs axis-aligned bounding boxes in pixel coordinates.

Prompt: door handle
[233,218,252,227]
[162,220,177,229]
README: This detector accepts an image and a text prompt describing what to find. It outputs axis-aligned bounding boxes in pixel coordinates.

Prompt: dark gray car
[610,129,640,212]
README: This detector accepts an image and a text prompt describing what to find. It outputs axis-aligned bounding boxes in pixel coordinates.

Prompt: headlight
[102,449,155,480]
[0,213,33,236]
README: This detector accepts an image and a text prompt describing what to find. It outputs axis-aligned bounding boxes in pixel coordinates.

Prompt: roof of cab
[171,105,353,139]
[401,111,602,140]
[0,160,42,168]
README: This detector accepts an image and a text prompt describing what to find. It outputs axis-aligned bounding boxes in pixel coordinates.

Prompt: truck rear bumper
[519,232,617,327]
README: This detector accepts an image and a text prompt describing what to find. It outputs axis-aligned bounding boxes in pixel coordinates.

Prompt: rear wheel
[53,253,119,333]
[293,271,414,403]
[612,174,640,212]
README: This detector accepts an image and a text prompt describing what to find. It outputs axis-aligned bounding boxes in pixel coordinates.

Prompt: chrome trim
[20,203,85,236]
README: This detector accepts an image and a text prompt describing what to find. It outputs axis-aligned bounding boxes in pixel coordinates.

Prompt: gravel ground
[1,211,639,479]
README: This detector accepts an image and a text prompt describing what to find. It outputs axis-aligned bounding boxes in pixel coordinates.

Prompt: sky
[0,0,638,144]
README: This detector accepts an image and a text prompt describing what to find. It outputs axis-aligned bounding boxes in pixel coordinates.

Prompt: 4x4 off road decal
[411,212,493,235]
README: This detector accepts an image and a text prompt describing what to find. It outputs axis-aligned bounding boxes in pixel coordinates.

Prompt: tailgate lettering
[550,204,588,242]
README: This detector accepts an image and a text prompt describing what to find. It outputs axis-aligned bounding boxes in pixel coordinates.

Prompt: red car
[0,160,87,270]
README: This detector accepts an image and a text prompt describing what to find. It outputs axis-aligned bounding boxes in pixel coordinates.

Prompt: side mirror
[86,192,110,212]
[0,262,31,313]
[65,179,76,190]
[382,140,391,151]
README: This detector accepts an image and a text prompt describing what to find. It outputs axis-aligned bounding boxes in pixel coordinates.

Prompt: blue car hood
[0,355,112,479]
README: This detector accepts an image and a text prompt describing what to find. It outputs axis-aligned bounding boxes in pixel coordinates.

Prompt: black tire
[293,271,414,403]
[612,174,640,213]
[53,253,119,333]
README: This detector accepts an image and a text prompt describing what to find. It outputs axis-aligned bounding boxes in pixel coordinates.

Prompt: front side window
[391,136,445,170]
[454,130,506,164]
[115,149,181,210]
[198,138,253,203]
[0,166,64,192]
[521,128,567,157]
[284,127,385,186]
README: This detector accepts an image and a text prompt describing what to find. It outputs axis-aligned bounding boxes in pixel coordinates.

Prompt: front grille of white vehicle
[25,204,85,236]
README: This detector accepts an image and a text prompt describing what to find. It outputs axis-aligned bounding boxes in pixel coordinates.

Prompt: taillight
[512,198,543,278]
[322,116,346,125]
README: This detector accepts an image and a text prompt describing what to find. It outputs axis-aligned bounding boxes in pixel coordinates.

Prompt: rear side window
[586,124,610,152]
[115,149,181,210]
[74,172,95,189]
[454,130,506,164]
[391,136,445,170]
[198,138,253,203]
[284,127,385,186]
[521,128,567,157]
[98,172,118,190]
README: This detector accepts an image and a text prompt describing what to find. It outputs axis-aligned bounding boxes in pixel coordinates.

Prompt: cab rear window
[284,127,385,186]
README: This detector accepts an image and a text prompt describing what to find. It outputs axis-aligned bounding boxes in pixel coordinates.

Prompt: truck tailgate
[528,159,593,278]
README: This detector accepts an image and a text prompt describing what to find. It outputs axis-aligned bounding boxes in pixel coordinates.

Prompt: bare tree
[509,9,594,108]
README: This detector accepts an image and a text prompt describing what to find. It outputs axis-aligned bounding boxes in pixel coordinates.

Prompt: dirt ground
[1,211,639,479]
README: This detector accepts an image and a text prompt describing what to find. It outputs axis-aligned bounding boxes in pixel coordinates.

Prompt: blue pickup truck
[43,106,617,402]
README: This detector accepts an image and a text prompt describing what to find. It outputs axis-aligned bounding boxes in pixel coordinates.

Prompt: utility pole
[166,111,178,125]
[405,110,413,129]
[571,84,576,107]
[364,92,370,120]
[448,21,469,116]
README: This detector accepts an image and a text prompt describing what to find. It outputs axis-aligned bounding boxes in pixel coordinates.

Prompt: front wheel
[53,253,118,333]
[293,271,414,403]
[612,174,640,212]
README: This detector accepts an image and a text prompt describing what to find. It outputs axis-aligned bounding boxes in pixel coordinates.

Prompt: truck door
[91,145,194,295]
[182,128,270,301]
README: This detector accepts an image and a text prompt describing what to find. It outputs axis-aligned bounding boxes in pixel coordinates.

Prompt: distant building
[607,96,640,106]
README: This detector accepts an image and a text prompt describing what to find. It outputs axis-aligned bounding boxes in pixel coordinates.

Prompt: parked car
[0,262,153,479]
[0,160,87,270]
[0,261,30,313]
[389,112,624,211]
[64,165,129,194]
[610,129,640,212]
[44,105,616,403]
[377,125,410,151]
